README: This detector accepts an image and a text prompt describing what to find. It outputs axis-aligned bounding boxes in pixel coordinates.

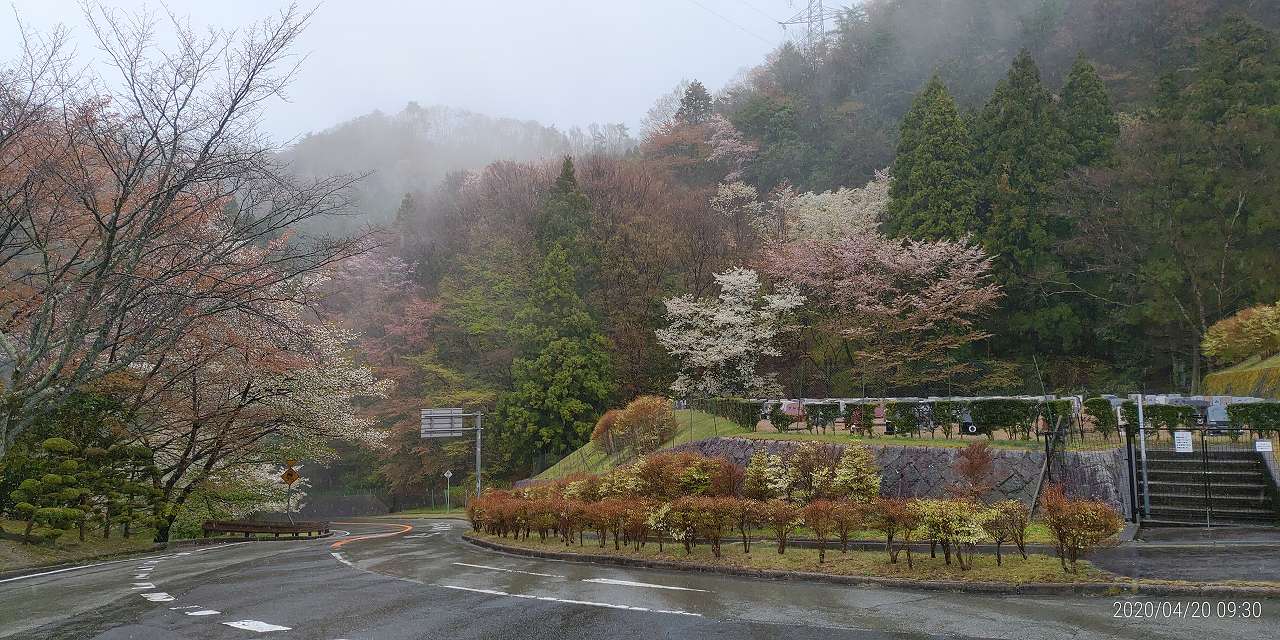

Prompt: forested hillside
[314,0,1280,489]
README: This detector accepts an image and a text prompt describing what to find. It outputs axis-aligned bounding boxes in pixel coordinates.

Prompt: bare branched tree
[0,3,374,456]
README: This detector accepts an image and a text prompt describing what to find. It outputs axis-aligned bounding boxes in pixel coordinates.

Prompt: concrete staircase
[1137,450,1279,526]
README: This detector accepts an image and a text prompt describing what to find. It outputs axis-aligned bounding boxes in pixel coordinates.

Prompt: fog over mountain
[280,103,634,229]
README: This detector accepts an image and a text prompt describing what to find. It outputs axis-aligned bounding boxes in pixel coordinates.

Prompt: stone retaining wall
[671,437,1126,509]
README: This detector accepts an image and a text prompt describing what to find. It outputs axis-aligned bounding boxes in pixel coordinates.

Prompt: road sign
[281,467,300,485]
[1173,430,1194,453]
[443,470,452,479]
[421,407,468,438]
[1257,440,1274,453]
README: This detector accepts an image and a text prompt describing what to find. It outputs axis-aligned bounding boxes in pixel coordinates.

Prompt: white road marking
[186,609,221,616]
[222,619,293,632]
[170,606,201,610]
[0,541,254,584]
[130,582,155,589]
[451,562,564,578]
[141,592,175,602]
[436,584,702,617]
[581,578,709,592]
[330,552,353,567]
[134,574,151,579]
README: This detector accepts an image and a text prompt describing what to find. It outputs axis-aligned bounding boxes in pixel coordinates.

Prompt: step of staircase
[1140,480,1270,497]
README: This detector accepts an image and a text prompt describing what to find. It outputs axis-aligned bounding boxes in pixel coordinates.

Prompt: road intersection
[1,519,1272,639]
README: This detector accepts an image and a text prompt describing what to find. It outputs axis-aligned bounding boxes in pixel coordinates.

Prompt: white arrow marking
[581,578,709,592]
[222,620,292,632]
[451,562,564,578]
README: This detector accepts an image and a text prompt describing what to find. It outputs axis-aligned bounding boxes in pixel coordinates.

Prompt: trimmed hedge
[709,398,762,432]
[1082,398,1119,440]
[843,402,875,437]
[768,403,796,431]
[804,403,840,432]
[1119,402,1196,435]
[1041,399,1074,431]
[1227,402,1280,436]
[930,400,966,439]
[969,399,1037,439]
[882,401,922,436]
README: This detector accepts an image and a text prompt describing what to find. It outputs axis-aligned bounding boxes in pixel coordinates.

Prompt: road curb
[463,533,1280,598]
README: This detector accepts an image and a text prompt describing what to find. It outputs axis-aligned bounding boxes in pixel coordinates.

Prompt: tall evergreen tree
[675,80,714,124]
[496,245,614,463]
[972,49,1077,352]
[534,156,597,296]
[1060,55,1119,166]
[886,75,980,240]
[535,156,592,253]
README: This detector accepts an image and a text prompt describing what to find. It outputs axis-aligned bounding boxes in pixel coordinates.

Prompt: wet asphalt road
[1,519,1275,639]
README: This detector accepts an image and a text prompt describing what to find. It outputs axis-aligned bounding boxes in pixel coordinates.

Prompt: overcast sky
[0,0,807,144]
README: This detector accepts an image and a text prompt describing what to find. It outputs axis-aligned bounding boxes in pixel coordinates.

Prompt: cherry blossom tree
[656,268,803,397]
[762,232,1000,391]
[760,171,891,241]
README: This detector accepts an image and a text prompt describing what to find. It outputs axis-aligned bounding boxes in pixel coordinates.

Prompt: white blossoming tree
[656,268,804,398]
[745,170,891,241]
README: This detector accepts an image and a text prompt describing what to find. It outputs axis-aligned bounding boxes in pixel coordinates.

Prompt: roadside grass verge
[0,519,157,573]
[470,531,1110,584]
[535,410,750,481]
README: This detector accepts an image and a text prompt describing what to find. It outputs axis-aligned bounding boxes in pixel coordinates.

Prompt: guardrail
[201,519,330,539]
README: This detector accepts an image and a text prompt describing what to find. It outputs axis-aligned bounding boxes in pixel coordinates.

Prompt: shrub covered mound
[475,448,1123,578]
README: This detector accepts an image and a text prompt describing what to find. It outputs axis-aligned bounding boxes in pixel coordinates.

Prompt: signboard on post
[421,408,467,438]
[1257,440,1274,453]
[419,407,484,497]
[280,467,300,485]
[1174,430,1194,453]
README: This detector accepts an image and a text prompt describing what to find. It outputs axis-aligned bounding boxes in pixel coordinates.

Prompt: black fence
[1124,426,1279,526]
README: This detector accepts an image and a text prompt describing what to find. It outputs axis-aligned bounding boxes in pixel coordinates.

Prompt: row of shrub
[472,449,1122,573]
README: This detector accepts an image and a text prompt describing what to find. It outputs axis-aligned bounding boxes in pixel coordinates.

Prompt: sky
[0,0,809,145]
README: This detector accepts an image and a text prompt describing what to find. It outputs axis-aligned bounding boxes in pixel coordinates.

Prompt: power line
[685,0,775,45]
[735,0,779,22]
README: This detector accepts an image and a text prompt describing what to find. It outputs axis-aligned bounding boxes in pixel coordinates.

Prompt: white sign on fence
[1173,430,1194,453]
[1256,440,1274,453]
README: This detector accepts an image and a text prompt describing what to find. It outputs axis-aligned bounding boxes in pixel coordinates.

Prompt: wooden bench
[201,519,330,539]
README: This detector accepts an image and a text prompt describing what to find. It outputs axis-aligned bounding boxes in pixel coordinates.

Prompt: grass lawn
[775,521,1061,546]
[535,410,750,481]
[471,531,1111,584]
[0,519,158,572]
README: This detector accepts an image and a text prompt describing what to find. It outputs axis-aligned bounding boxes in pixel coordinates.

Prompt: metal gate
[1126,425,1279,527]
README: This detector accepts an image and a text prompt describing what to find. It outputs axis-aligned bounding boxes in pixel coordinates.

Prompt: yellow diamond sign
[281,467,300,485]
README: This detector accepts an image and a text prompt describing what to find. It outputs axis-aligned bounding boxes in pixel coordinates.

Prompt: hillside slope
[1204,354,1280,399]
[533,410,751,481]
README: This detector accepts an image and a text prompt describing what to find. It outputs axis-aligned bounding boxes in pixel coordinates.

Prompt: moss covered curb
[463,533,1280,598]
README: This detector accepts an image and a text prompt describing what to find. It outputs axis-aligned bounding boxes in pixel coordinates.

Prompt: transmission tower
[778,1,842,64]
